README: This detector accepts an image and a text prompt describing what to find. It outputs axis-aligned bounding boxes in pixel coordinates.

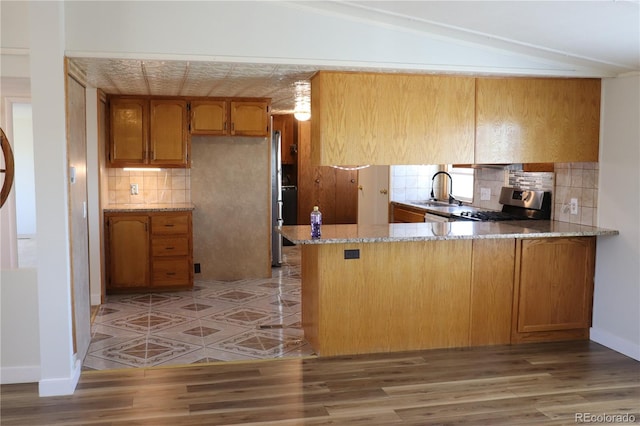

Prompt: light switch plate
[570,198,578,215]
[130,183,139,195]
[480,188,491,201]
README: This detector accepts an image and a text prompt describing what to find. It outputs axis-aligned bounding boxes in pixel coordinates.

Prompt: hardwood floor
[1,340,638,425]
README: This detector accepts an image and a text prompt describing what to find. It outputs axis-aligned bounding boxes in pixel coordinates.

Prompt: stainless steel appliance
[452,187,552,221]
[271,130,283,266]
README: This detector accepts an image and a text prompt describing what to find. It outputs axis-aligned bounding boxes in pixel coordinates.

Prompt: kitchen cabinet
[105,214,150,289]
[297,121,358,224]
[108,96,190,168]
[105,211,193,292]
[512,236,595,343]
[149,99,189,167]
[230,101,270,136]
[390,203,425,223]
[475,78,601,163]
[190,99,270,137]
[272,114,296,165]
[108,98,148,166]
[190,100,227,135]
[310,71,475,166]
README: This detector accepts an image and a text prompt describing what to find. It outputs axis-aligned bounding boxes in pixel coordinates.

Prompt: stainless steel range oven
[451,187,552,221]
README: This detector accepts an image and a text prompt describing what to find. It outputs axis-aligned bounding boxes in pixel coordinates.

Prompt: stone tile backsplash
[106,168,191,205]
[554,162,598,226]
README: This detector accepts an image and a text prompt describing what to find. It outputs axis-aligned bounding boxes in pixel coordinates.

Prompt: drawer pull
[166,272,176,276]
[164,224,175,227]
[165,246,175,250]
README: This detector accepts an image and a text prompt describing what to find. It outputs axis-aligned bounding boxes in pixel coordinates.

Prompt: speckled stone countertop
[278,221,619,245]
[103,203,195,212]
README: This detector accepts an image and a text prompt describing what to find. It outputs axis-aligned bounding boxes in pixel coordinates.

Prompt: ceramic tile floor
[83,245,314,370]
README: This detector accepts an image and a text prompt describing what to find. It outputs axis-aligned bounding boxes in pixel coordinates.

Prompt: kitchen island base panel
[470,239,516,346]
[302,240,473,356]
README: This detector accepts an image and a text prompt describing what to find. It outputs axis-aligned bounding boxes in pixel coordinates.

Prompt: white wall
[0,269,40,383]
[592,74,640,361]
[29,2,80,396]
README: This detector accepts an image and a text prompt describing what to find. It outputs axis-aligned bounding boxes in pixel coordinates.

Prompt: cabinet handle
[165,246,175,250]
[380,189,388,194]
[166,272,176,276]
[164,224,174,227]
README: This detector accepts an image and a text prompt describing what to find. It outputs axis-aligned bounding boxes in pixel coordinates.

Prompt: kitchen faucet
[430,171,462,205]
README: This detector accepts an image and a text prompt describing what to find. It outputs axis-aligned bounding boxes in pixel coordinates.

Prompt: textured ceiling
[70,58,322,114]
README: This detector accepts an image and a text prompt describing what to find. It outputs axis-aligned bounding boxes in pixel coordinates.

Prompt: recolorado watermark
[575,412,637,423]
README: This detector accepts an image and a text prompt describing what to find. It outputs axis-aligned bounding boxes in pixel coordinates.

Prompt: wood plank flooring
[1,341,638,425]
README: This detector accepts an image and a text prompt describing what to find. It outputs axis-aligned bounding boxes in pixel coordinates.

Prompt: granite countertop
[103,203,195,212]
[278,221,619,245]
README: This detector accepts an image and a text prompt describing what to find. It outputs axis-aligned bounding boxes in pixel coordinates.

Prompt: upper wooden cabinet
[108,96,190,168]
[190,100,227,135]
[475,78,601,164]
[310,71,475,166]
[230,101,270,136]
[190,99,270,137]
[109,97,148,166]
[150,99,189,167]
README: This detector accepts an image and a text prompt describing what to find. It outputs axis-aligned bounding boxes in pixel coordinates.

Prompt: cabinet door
[109,98,148,166]
[191,100,227,135]
[310,72,475,166]
[230,101,269,136]
[476,78,600,163]
[150,99,189,167]
[107,215,149,289]
[516,237,595,333]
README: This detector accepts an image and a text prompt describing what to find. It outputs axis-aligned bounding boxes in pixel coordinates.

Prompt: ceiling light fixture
[293,81,311,121]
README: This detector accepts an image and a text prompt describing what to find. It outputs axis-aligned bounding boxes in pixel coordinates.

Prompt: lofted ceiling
[67,1,639,114]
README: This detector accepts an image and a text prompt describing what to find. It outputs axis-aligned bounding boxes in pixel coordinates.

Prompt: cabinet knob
[350,179,356,183]
[315,179,320,184]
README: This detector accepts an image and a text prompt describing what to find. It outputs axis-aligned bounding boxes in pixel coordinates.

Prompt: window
[447,165,474,203]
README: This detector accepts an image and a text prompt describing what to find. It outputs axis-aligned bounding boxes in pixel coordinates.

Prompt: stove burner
[458,210,519,221]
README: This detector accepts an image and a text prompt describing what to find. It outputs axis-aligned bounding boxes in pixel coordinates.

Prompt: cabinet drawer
[152,237,189,257]
[152,214,189,235]
[153,258,191,286]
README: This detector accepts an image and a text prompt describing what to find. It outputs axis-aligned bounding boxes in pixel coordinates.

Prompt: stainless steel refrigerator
[271,130,283,266]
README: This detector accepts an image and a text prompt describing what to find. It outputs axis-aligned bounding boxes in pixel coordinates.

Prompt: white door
[357,165,390,224]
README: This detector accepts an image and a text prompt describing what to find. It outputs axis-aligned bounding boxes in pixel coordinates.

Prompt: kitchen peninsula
[279,221,618,356]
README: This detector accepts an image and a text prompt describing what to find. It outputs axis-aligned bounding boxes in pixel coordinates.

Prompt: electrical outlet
[480,188,491,201]
[130,183,139,195]
[570,198,578,215]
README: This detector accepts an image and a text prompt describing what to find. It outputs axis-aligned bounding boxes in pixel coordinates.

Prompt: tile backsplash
[390,165,440,202]
[553,162,598,226]
[106,168,191,205]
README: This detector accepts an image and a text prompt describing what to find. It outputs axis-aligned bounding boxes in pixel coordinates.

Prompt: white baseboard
[0,365,41,384]
[38,358,82,396]
[590,327,640,361]
[91,292,102,306]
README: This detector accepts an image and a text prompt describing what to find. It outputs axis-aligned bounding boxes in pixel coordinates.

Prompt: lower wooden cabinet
[105,211,193,292]
[512,236,596,343]
[390,203,426,223]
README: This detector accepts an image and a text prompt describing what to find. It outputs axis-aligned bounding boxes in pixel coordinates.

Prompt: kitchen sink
[412,200,463,207]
